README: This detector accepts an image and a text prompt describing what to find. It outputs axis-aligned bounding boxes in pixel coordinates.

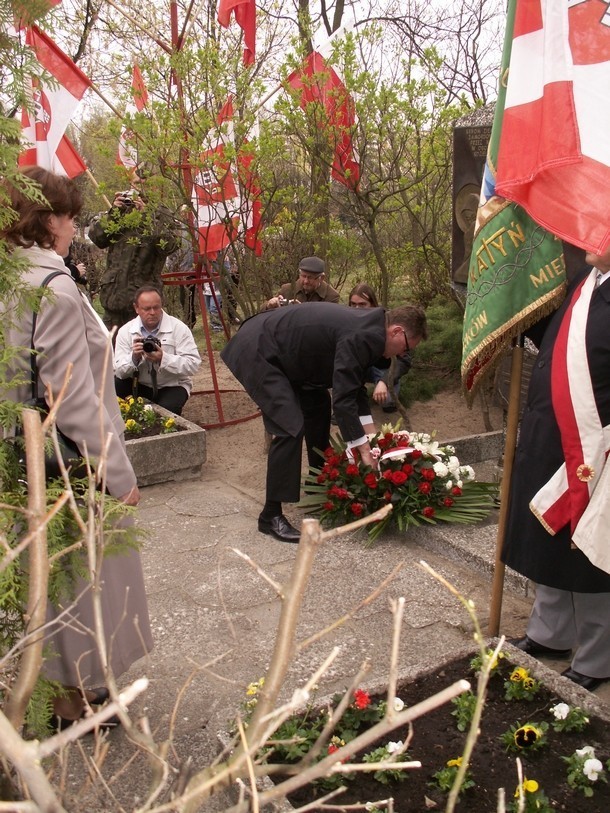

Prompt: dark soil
[284,655,610,812]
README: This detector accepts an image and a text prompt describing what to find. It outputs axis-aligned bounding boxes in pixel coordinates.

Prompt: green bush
[400,295,463,407]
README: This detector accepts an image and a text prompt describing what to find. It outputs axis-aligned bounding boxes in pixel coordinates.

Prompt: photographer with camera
[262,256,340,310]
[89,186,179,331]
[114,286,201,415]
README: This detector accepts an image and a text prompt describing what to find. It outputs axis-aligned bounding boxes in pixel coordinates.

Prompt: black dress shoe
[508,635,572,659]
[561,667,610,692]
[258,514,300,543]
[80,686,110,705]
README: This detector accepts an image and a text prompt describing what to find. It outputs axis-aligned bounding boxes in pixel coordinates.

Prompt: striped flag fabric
[461,0,567,399]
[287,50,360,189]
[117,64,149,175]
[192,98,241,256]
[495,0,610,255]
[217,0,256,66]
[19,26,90,177]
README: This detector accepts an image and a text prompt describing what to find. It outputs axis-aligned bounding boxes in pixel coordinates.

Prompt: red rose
[377,438,388,449]
[418,482,432,494]
[323,447,335,459]
[443,497,454,507]
[397,436,410,447]
[317,473,326,484]
[391,470,408,485]
[335,487,349,499]
[451,486,462,496]
[422,506,435,518]
[350,502,364,516]
[328,742,339,755]
[323,501,335,511]
[384,490,392,502]
[402,463,414,476]
[421,467,436,481]
[384,432,393,442]
[345,464,359,477]
[353,689,371,709]
[364,472,378,488]
[411,449,423,460]
[328,468,340,480]
[382,469,394,480]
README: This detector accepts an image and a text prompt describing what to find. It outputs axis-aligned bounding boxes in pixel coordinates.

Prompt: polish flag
[496,0,610,254]
[117,64,149,175]
[19,25,90,177]
[217,0,256,66]
[287,50,359,189]
[193,98,241,256]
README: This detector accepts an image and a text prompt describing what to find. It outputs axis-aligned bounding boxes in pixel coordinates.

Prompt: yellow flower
[246,683,259,696]
[514,724,542,748]
[447,757,462,768]
[523,676,537,690]
[510,666,528,682]
[514,778,539,797]
[164,418,175,429]
[125,419,138,432]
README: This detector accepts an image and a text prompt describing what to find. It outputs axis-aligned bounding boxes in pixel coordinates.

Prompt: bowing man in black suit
[504,243,610,691]
[221,302,427,542]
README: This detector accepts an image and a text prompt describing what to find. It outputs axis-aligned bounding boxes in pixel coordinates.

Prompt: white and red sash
[530,269,610,535]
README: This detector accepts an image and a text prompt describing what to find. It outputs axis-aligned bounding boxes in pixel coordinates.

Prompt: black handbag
[15,271,87,481]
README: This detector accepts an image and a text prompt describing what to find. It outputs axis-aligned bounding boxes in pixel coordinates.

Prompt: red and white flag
[193,98,241,256]
[495,0,610,254]
[217,0,256,66]
[19,25,90,177]
[238,144,263,256]
[287,50,359,189]
[117,64,149,175]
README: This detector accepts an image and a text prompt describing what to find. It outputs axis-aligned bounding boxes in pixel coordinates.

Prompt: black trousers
[114,377,189,416]
[265,386,331,504]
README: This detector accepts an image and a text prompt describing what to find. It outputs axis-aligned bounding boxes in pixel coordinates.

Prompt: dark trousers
[265,386,331,504]
[114,377,189,416]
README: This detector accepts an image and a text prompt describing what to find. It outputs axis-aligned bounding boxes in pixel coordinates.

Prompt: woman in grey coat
[2,167,153,725]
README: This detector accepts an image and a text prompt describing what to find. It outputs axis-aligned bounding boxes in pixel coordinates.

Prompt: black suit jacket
[502,267,610,592]
[221,303,386,442]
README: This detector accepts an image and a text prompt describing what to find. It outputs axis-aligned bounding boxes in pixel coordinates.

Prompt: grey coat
[2,246,153,684]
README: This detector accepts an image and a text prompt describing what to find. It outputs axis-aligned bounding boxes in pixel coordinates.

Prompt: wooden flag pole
[85,169,111,208]
[488,336,524,636]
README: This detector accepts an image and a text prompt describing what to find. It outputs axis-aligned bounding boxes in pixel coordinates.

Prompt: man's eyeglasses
[402,329,410,353]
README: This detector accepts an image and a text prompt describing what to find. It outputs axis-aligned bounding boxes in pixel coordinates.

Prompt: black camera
[118,190,137,209]
[142,336,162,353]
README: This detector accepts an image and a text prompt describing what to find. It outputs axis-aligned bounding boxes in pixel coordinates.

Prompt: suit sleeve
[332,333,383,441]
[34,278,136,497]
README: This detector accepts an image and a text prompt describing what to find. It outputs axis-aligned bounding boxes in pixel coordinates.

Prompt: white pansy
[550,702,570,720]
[386,740,403,754]
[576,746,595,758]
[583,758,603,781]
[459,465,475,481]
[144,404,154,411]
[393,697,405,712]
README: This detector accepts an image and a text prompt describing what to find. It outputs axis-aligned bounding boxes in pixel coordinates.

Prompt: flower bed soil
[284,654,610,812]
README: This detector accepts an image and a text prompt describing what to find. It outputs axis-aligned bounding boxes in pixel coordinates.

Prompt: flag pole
[85,168,111,208]
[488,336,524,635]
[88,82,123,119]
[104,0,173,54]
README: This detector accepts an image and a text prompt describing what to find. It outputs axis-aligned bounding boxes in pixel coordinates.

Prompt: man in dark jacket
[89,189,178,330]
[263,256,340,310]
[504,244,610,690]
[221,302,427,542]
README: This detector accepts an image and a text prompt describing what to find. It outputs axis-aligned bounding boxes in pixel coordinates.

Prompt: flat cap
[298,256,325,275]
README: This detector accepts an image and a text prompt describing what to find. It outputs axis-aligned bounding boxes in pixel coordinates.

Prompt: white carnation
[447,455,461,473]
[459,465,475,481]
[445,480,453,490]
[433,461,449,478]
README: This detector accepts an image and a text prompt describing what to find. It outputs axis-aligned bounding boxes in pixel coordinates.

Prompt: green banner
[462,199,566,395]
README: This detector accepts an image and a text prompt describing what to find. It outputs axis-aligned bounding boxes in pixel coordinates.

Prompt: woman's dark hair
[1,166,83,250]
[348,282,379,308]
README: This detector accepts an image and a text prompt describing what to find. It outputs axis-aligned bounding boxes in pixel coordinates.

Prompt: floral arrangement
[302,425,497,541]
[118,396,177,437]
